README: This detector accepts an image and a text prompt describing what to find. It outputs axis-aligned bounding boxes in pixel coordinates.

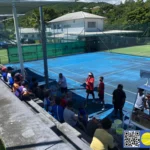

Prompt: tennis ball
[141,132,150,146]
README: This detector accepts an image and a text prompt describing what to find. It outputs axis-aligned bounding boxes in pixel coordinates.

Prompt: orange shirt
[13,83,19,92]
[86,77,94,91]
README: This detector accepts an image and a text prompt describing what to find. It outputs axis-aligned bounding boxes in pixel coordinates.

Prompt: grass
[0,49,8,64]
[111,45,150,57]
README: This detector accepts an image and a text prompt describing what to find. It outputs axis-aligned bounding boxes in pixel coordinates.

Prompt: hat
[88,72,92,76]
[2,67,7,71]
[7,66,14,71]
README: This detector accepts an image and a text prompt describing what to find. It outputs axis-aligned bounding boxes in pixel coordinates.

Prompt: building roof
[20,28,39,34]
[69,30,143,37]
[49,30,143,39]
[19,28,51,33]
[49,11,105,23]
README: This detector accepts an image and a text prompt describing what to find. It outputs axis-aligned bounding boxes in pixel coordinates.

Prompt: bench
[0,78,92,150]
[27,100,92,150]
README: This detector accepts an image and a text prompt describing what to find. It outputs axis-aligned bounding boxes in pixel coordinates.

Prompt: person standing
[98,76,105,110]
[86,72,95,103]
[134,88,147,112]
[112,84,126,119]
[58,73,67,94]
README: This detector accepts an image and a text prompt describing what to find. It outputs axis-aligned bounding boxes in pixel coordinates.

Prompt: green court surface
[111,45,150,57]
[0,49,8,64]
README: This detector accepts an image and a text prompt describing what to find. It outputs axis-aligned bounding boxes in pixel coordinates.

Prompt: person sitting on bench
[90,118,117,150]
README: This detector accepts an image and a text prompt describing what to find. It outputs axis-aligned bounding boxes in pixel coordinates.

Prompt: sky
[78,0,147,4]
[78,0,125,4]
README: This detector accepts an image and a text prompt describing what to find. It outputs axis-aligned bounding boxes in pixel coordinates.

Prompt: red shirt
[99,81,104,95]
[60,98,67,108]
[86,77,94,91]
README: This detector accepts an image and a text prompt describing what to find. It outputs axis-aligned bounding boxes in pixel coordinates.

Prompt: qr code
[124,130,140,148]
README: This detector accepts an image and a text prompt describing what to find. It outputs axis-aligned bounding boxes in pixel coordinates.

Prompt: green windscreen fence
[8,41,85,63]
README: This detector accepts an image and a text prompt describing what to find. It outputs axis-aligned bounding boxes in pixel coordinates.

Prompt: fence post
[7,47,10,64]
[39,6,49,88]
[36,44,38,60]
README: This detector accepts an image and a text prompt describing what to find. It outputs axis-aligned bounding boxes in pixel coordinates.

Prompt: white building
[48,11,105,35]
[19,28,51,40]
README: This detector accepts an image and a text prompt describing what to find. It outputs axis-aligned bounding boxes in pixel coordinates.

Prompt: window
[57,24,61,29]
[24,34,28,38]
[31,34,34,38]
[37,34,40,38]
[88,22,96,28]
[64,24,71,28]
[54,24,56,29]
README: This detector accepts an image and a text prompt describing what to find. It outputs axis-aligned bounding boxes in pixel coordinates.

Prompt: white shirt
[7,73,11,83]
[58,76,67,88]
[135,93,145,110]
[23,87,27,93]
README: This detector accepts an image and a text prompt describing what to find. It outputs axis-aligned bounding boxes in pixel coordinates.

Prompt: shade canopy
[0,0,75,14]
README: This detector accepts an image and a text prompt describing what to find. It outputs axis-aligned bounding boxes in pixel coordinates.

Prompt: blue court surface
[8,51,150,117]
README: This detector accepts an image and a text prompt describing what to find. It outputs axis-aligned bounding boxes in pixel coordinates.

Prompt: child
[65,91,72,102]
[43,90,52,113]
[60,94,67,108]
[21,81,34,100]
[98,76,105,110]
[1,67,7,82]
[78,105,88,127]
[51,97,64,123]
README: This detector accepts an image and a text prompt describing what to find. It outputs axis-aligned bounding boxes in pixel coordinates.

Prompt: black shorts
[98,93,104,101]
[134,107,144,112]
[86,89,94,94]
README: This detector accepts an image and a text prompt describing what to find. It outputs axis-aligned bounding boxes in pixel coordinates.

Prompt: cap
[7,66,14,71]
[2,67,7,71]
[88,72,92,76]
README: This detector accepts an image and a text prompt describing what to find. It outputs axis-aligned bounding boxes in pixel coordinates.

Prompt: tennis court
[7,50,150,116]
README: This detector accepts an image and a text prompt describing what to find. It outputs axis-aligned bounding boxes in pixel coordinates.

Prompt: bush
[0,138,6,150]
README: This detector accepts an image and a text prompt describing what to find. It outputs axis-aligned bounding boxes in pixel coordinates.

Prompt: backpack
[15,86,24,100]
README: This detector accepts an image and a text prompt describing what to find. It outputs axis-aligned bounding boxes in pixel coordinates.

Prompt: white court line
[48,68,134,105]
[50,60,89,68]
[50,66,137,95]
[101,64,145,77]
[50,51,149,69]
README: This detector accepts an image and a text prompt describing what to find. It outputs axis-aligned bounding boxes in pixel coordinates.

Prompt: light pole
[12,2,25,78]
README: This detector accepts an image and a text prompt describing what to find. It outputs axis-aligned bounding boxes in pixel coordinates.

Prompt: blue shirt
[44,98,51,112]
[2,72,7,82]
[52,105,64,122]
[9,77,14,86]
